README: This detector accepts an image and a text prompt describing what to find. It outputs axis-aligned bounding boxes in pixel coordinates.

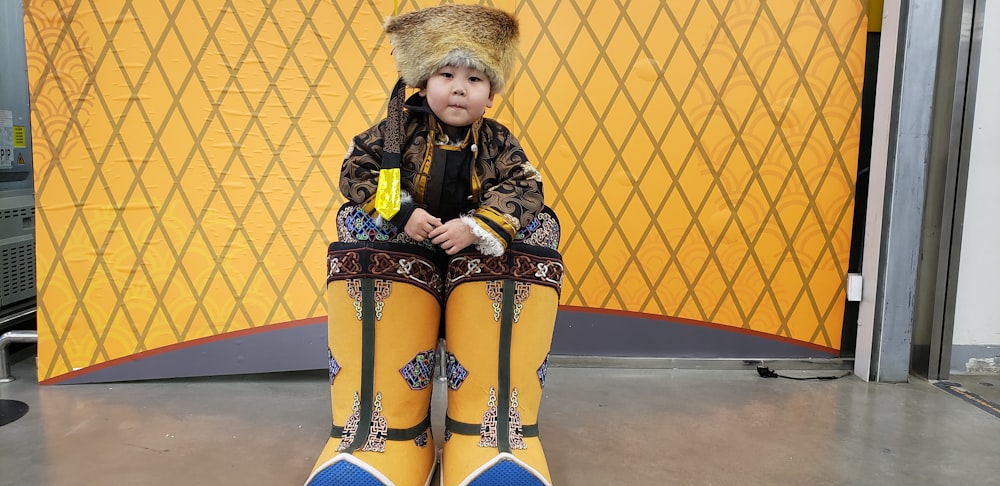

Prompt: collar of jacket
[403,93,484,208]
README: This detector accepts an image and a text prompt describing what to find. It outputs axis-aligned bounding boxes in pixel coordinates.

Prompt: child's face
[420,65,494,132]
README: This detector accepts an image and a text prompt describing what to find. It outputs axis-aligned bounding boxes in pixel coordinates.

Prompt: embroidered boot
[305,241,444,486]
[440,243,563,486]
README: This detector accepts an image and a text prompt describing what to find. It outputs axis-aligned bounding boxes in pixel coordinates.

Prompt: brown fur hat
[384,4,519,93]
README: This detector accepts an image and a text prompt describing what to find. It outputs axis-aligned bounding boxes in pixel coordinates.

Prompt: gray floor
[2,357,1000,486]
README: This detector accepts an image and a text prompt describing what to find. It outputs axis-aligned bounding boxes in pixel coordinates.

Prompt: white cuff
[460,215,505,256]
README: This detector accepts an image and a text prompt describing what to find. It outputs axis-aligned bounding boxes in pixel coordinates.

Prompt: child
[305,5,563,486]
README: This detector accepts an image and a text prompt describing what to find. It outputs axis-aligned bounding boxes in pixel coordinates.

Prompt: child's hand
[404,208,442,242]
[429,219,478,255]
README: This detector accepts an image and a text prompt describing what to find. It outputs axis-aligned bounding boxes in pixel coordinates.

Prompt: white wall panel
[954,0,1000,347]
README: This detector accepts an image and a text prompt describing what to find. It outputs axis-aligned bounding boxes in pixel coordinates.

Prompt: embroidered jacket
[340,96,543,255]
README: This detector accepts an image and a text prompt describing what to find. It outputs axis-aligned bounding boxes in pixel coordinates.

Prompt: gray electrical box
[0,0,36,311]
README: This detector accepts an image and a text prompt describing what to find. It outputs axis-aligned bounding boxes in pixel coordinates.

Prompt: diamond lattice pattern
[500,0,864,351]
[26,0,864,381]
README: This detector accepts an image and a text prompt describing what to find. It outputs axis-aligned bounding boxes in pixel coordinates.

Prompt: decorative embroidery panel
[345,280,363,320]
[338,204,560,253]
[327,247,444,302]
[508,388,527,450]
[479,387,499,448]
[337,204,434,249]
[373,280,391,320]
[400,349,437,390]
[365,392,388,452]
[446,251,563,297]
[477,387,528,450]
[370,252,442,292]
[336,392,362,452]
[485,281,531,323]
[447,256,485,290]
[445,352,469,390]
[513,254,563,290]
[327,251,362,280]
[336,391,388,453]
[515,210,561,250]
[331,218,561,306]
[344,279,392,321]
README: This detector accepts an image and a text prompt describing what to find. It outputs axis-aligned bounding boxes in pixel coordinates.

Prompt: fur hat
[384,4,519,93]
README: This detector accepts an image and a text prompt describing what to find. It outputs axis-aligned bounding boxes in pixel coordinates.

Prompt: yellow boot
[305,242,444,486]
[440,243,564,486]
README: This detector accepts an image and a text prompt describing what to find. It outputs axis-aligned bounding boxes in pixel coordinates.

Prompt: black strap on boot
[495,279,516,453]
[332,413,432,441]
[445,416,538,438]
[337,278,379,453]
[445,278,542,451]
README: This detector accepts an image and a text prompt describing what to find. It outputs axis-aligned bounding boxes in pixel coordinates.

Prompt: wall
[952,0,1000,373]
[25,0,868,383]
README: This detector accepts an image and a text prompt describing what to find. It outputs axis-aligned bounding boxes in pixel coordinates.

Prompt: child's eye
[469,76,482,83]
[439,71,453,78]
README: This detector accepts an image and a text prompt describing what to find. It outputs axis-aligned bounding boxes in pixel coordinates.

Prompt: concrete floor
[2,356,999,486]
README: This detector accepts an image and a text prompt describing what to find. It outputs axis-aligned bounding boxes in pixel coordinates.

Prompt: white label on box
[0,110,13,168]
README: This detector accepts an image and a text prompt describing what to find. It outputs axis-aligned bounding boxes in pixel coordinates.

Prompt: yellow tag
[374,168,401,219]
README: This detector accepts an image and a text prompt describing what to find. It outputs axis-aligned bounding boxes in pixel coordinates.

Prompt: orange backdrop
[27,0,866,381]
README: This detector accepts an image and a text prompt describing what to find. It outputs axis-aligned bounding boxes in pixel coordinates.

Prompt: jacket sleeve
[340,119,416,228]
[467,122,544,255]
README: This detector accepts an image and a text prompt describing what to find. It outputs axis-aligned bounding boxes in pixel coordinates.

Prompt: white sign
[0,110,13,168]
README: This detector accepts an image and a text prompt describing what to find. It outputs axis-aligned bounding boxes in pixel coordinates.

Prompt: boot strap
[445,415,538,437]
[330,413,431,441]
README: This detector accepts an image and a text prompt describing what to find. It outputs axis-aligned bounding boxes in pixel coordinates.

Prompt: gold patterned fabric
[341,95,543,251]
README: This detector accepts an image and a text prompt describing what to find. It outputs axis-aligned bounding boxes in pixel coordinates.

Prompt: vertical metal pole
[856,0,945,383]
[855,0,900,382]
[928,0,982,380]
